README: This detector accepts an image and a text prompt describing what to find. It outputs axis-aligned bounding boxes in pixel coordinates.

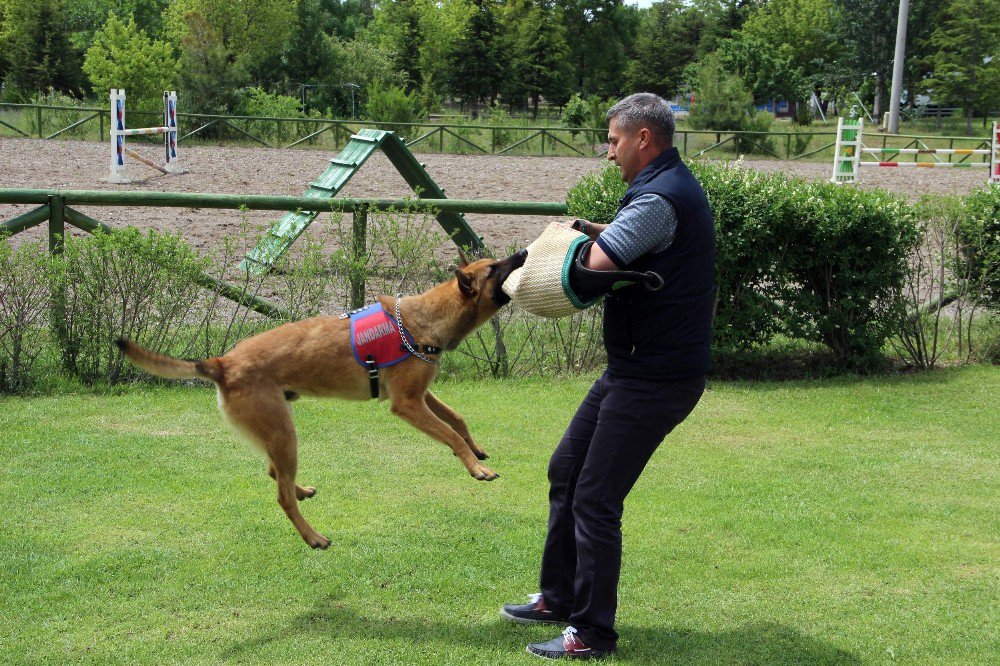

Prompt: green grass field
[2,367,997,664]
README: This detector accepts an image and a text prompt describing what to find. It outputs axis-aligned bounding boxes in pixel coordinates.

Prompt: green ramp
[240,129,485,273]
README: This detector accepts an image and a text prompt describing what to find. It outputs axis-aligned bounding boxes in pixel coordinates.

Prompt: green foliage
[624,0,704,99]
[957,186,1000,308]
[775,183,921,371]
[363,81,424,137]
[922,0,1000,135]
[567,160,922,369]
[52,228,210,384]
[565,162,627,226]
[1,0,84,100]
[0,239,52,391]
[83,14,179,111]
[688,52,755,132]
[732,110,775,154]
[562,93,588,135]
[176,11,247,114]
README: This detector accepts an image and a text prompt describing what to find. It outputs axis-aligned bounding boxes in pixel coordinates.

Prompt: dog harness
[341,302,441,399]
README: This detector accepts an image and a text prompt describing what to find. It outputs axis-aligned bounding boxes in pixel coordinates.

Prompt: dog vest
[343,303,442,398]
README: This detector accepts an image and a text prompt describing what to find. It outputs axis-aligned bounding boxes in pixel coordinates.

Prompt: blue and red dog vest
[348,303,413,368]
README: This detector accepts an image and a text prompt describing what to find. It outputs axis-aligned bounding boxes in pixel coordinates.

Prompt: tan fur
[118,251,526,549]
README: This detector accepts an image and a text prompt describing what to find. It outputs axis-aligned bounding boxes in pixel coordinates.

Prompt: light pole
[888,0,910,134]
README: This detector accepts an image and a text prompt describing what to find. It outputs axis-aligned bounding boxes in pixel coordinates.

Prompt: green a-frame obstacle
[240,129,485,273]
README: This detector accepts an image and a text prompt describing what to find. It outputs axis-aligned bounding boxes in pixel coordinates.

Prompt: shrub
[775,183,920,371]
[957,186,1000,308]
[562,93,588,136]
[0,239,53,391]
[566,163,626,225]
[52,228,210,384]
[689,161,789,349]
[363,82,424,138]
[566,161,922,369]
[237,87,304,143]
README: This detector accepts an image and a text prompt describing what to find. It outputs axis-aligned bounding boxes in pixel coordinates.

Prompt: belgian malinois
[117,249,527,549]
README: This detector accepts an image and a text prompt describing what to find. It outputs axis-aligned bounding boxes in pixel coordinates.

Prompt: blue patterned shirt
[595,193,677,268]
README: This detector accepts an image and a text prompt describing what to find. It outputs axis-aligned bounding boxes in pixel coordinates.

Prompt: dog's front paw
[470,463,499,481]
[307,533,331,550]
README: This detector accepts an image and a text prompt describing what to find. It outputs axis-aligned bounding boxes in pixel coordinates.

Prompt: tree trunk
[873,73,884,119]
[966,100,973,136]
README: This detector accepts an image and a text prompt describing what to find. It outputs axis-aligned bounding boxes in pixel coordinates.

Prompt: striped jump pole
[992,121,1000,184]
[831,118,999,186]
[104,89,187,184]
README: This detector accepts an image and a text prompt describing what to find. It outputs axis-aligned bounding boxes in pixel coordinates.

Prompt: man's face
[606,117,645,185]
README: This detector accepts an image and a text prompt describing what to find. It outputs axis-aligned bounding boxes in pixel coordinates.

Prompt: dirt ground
[0,137,990,253]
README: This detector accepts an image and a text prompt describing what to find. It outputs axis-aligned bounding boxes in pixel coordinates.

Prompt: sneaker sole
[499,608,568,625]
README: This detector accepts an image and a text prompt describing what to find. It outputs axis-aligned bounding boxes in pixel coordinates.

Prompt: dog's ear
[455,268,476,298]
[457,246,470,268]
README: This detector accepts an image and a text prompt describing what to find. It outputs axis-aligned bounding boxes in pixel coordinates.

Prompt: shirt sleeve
[595,193,677,268]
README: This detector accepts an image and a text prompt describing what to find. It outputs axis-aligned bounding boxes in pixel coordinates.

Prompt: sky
[626,0,657,8]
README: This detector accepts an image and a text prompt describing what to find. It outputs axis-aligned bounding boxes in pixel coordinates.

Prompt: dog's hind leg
[220,387,330,549]
[391,393,498,480]
[268,465,316,501]
[424,391,489,461]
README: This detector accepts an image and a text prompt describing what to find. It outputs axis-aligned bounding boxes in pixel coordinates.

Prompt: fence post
[37,107,43,138]
[48,195,64,256]
[350,207,368,308]
[47,195,68,364]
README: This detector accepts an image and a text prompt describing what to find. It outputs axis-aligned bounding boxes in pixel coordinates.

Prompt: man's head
[605,93,675,185]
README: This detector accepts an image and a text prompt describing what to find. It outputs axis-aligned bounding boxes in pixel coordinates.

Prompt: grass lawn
[2,367,997,664]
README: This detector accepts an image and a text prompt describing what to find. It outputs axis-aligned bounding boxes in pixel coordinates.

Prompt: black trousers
[539,370,706,650]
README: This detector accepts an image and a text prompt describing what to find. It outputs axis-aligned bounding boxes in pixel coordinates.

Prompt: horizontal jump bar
[114,127,171,136]
[861,147,990,155]
[860,161,988,168]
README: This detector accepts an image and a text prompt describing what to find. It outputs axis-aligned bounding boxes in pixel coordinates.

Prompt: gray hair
[606,93,675,144]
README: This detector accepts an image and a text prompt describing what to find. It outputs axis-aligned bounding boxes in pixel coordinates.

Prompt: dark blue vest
[603,147,715,379]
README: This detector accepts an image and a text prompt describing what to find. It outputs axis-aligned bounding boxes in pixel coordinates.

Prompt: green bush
[689,161,789,349]
[562,93,588,136]
[237,87,304,143]
[363,82,424,138]
[957,186,1000,308]
[0,239,53,391]
[775,183,920,371]
[52,228,210,384]
[566,163,627,225]
[567,161,922,369]
[732,110,775,155]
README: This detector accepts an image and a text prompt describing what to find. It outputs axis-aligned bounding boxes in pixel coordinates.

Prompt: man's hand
[571,219,608,241]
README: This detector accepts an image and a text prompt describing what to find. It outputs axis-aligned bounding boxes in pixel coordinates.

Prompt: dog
[117,249,527,549]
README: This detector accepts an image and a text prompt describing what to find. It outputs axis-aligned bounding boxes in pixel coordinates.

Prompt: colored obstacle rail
[105,89,187,184]
[239,128,486,275]
[831,117,999,185]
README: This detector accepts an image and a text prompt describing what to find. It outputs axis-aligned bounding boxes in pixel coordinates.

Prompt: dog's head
[453,248,528,320]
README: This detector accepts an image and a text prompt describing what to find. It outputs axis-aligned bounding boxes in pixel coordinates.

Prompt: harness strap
[365,354,379,399]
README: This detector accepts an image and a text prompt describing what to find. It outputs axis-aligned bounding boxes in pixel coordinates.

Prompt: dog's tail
[115,339,223,383]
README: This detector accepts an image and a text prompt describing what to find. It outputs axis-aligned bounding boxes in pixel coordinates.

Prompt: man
[501,93,716,659]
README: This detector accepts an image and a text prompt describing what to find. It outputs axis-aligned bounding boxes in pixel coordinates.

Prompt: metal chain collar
[395,295,437,365]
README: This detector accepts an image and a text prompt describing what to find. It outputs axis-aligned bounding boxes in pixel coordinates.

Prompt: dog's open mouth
[492,249,528,305]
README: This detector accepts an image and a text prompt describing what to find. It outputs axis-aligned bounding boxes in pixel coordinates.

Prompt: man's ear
[455,268,476,298]
[457,246,470,268]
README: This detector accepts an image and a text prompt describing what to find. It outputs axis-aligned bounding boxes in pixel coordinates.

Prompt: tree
[448,0,501,115]
[625,0,705,99]
[740,0,835,108]
[165,0,295,77]
[688,52,754,131]
[175,10,247,114]
[831,0,898,118]
[83,14,179,110]
[369,0,424,92]
[558,0,639,98]
[718,35,807,109]
[1,0,84,99]
[923,0,1000,134]
[501,0,573,117]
